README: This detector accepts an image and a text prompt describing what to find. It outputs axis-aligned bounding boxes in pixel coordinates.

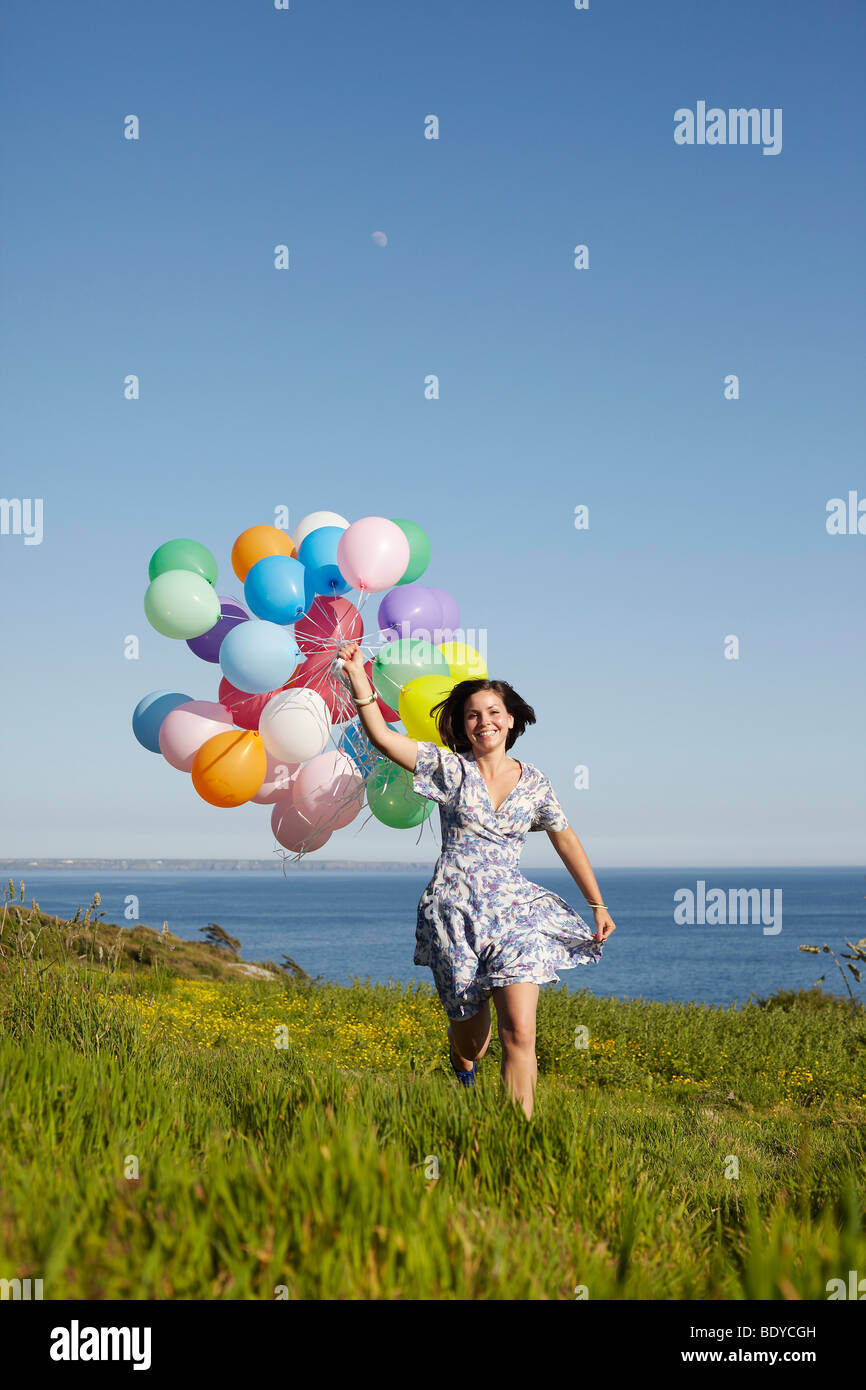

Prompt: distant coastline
[0,858,432,872]
[2,860,859,875]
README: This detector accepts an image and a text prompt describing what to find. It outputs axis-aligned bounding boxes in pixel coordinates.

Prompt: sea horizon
[4,865,864,1010]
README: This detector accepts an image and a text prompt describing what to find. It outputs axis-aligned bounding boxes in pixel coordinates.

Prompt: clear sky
[1,0,863,868]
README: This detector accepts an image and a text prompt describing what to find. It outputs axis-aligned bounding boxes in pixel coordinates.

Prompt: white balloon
[291,510,350,552]
[259,687,330,763]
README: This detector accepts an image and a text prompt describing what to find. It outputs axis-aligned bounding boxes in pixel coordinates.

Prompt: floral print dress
[411,741,604,1021]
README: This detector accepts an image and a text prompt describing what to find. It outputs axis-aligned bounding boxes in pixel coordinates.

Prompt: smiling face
[462,688,514,756]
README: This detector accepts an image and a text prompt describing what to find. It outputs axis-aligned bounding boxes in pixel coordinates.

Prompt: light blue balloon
[219,619,301,694]
[340,720,399,777]
[298,527,351,596]
[132,690,193,753]
[244,555,307,624]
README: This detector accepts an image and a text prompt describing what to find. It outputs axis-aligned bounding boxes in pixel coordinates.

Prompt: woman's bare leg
[447,1001,492,1070]
[492,983,539,1119]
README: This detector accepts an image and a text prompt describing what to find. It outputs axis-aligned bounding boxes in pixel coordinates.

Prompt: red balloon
[218,675,292,731]
[295,596,362,657]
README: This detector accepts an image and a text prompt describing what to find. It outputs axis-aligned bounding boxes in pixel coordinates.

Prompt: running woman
[337,640,616,1119]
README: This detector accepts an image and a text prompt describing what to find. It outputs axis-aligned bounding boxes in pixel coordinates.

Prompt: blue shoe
[449,1041,477,1087]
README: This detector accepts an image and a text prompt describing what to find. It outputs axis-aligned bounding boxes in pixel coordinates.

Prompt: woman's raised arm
[336,640,419,773]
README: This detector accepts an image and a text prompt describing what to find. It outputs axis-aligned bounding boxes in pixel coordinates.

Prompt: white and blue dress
[411,741,604,1021]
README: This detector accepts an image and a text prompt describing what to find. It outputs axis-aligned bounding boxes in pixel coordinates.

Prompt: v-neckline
[469,753,524,815]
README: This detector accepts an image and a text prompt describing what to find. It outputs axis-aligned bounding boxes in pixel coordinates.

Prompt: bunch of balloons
[133,512,488,858]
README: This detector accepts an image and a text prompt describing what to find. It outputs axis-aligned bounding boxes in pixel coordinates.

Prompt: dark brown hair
[430,679,536,753]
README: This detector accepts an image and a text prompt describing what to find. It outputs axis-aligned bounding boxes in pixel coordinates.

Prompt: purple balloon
[377,584,443,643]
[186,596,249,663]
[425,587,460,641]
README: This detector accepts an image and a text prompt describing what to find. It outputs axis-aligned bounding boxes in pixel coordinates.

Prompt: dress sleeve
[529,772,570,831]
[412,741,464,804]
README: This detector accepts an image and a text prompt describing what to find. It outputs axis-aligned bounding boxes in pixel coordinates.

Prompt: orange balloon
[231,525,296,582]
[191,729,267,808]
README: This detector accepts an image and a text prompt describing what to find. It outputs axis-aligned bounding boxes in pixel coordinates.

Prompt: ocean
[5,865,864,1010]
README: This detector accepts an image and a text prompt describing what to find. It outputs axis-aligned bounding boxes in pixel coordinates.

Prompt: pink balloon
[251,752,302,805]
[292,749,366,832]
[158,700,234,772]
[271,797,332,853]
[336,517,410,592]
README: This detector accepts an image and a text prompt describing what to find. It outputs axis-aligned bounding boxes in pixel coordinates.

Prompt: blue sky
[1,0,863,867]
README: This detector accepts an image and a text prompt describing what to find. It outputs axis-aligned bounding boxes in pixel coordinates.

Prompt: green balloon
[148,538,218,586]
[391,519,431,586]
[370,638,449,710]
[144,569,221,639]
[366,758,435,829]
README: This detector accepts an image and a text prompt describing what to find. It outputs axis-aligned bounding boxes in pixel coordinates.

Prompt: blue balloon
[244,555,307,624]
[340,720,399,777]
[298,527,351,596]
[219,619,301,694]
[132,690,193,753]
[302,564,320,615]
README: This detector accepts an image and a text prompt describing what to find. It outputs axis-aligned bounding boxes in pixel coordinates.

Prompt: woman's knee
[492,983,539,1053]
[498,1019,536,1053]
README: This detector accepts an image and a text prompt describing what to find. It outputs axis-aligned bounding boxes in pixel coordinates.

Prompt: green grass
[1,894,865,1299]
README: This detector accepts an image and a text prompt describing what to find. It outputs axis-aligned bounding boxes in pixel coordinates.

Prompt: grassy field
[1,886,865,1299]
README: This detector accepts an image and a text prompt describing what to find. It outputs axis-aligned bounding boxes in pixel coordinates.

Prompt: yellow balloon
[398,675,456,744]
[439,642,487,683]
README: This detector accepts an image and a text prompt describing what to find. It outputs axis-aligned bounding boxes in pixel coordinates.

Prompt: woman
[336,640,616,1120]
